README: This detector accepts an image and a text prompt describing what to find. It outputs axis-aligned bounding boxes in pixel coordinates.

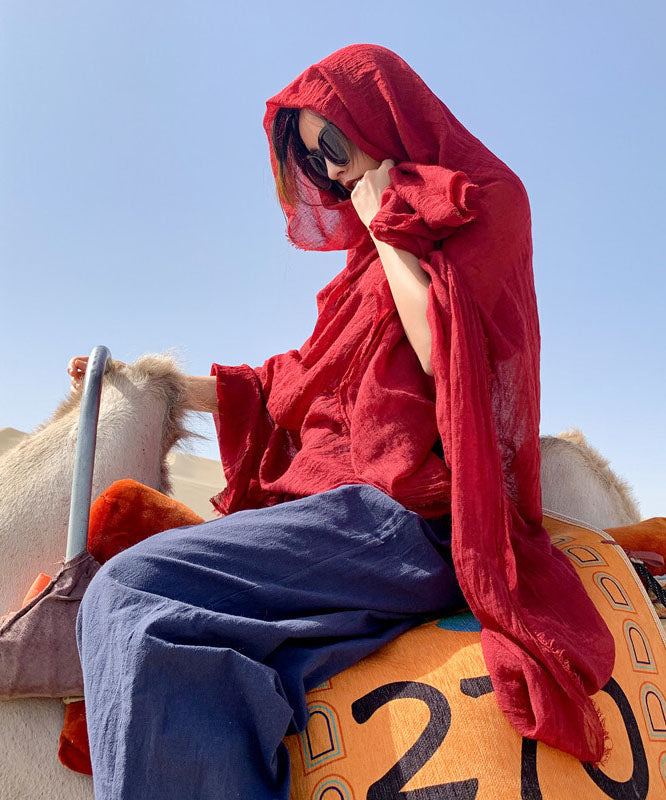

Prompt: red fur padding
[22,573,53,607]
[87,479,204,564]
[606,517,666,576]
[58,479,203,775]
[1,573,53,626]
[58,701,91,775]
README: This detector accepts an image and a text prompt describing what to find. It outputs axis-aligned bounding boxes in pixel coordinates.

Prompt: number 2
[351,680,478,799]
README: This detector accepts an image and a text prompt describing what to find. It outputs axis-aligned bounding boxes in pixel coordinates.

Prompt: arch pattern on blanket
[286,513,666,800]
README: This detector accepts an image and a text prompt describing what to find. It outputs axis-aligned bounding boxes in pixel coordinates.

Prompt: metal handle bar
[65,345,112,561]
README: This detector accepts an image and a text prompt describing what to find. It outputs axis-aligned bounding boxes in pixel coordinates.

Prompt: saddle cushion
[606,517,666,576]
[87,478,205,563]
[58,479,203,773]
[0,551,101,701]
[284,513,666,800]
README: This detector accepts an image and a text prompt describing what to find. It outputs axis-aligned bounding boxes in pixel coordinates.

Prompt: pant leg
[76,483,465,800]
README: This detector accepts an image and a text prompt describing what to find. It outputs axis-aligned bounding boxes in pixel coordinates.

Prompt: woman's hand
[67,356,89,395]
[67,355,126,395]
[350,158,395,229]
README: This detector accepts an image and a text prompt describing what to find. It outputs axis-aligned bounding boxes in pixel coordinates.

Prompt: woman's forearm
[371,235,433,376]
[184,375,219,413]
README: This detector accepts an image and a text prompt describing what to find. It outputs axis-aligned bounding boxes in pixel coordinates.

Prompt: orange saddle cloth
[606,517,666,576]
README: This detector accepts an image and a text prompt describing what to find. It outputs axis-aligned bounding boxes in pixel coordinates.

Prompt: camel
[540,428,641,529]
[0,353,192,618]
[0,354,192,800]
[0,353,645,800]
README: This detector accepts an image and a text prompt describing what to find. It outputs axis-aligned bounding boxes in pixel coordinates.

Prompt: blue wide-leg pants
[76,483,465,800]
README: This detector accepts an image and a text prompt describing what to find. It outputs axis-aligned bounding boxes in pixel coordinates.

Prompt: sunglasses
[302,121,350,191]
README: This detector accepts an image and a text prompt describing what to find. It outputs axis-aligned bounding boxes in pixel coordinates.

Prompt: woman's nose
[326,159,345,181]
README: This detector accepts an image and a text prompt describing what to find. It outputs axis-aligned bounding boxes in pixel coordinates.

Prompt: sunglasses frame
[303,121,350,190]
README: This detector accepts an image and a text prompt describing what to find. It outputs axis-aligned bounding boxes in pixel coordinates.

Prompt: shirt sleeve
[208,363,273,515]
[209,347,308,516]
[368,162,479,259]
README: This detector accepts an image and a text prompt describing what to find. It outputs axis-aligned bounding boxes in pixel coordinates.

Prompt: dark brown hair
[270,107,353,206]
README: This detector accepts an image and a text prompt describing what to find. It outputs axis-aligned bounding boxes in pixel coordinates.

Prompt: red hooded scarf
[210,44,615,763]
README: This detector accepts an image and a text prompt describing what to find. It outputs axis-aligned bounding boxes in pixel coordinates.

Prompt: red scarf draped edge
[211,44,615,764]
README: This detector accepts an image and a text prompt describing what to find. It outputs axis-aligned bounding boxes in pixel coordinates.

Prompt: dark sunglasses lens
[320,126,348,165]
[304,155,331,188]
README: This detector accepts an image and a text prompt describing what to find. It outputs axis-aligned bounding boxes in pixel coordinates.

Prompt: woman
[71,44,614,799]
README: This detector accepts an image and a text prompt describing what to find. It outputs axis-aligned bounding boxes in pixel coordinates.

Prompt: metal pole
[65,345,112,561]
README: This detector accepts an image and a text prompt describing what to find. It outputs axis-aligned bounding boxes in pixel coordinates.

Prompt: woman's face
[298,109,380,192]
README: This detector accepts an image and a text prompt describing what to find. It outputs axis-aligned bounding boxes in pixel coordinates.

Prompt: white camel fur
[0,353,641,800]
[540,428,640,530]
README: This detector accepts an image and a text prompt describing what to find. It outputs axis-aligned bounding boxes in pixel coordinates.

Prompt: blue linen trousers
[75,483,464,800]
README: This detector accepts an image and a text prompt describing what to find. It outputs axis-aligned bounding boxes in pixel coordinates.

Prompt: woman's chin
[332,181,352,200]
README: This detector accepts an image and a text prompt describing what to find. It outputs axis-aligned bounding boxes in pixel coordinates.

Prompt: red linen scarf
[211,44,614,764]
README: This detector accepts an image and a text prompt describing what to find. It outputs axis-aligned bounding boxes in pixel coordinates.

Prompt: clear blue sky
[1,1,664,517]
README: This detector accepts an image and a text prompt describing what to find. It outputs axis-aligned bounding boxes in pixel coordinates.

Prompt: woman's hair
[270,107,353,206]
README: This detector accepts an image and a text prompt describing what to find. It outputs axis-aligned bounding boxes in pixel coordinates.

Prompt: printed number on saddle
[351,676,649,800]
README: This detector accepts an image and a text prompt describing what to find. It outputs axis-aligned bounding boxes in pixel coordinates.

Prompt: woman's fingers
[67,355,127,394]
[67,356,88,375]
[67,356,89,393]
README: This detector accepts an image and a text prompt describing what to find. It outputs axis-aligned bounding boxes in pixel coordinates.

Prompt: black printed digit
[520,677,649,800]
[582,677,648,800]
[520,738,542,800]
[351,680,478,799]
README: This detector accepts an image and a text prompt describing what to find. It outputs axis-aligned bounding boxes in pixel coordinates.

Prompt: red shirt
[211,245,451,518]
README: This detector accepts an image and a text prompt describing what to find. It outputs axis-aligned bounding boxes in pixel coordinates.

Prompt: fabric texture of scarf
[210,44,615,764]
